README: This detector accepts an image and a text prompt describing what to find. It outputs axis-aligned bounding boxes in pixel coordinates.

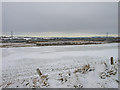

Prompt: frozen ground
[1,43,119,88]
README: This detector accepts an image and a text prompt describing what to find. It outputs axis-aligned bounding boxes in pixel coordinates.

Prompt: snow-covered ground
[1,43,119,88]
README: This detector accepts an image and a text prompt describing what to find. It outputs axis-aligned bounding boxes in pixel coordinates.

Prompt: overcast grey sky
[2,2,118,37]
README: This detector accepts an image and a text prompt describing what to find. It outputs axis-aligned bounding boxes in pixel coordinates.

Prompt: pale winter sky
[2,2,118,37]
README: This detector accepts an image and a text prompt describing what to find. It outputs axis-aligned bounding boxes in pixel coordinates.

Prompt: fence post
[110,57,114,65]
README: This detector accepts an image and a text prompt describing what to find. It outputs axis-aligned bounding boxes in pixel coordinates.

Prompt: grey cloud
[2,2,118,35]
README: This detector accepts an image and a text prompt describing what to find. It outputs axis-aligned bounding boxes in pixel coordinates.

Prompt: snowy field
[1,43,119,88]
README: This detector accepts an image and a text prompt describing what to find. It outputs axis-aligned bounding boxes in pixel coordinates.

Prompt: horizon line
[0,35,119,38]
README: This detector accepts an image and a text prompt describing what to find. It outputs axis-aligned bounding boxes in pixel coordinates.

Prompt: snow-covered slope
[1,43,119,88]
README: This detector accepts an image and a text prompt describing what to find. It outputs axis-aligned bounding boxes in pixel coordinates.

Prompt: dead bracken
[74,64,95,74]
